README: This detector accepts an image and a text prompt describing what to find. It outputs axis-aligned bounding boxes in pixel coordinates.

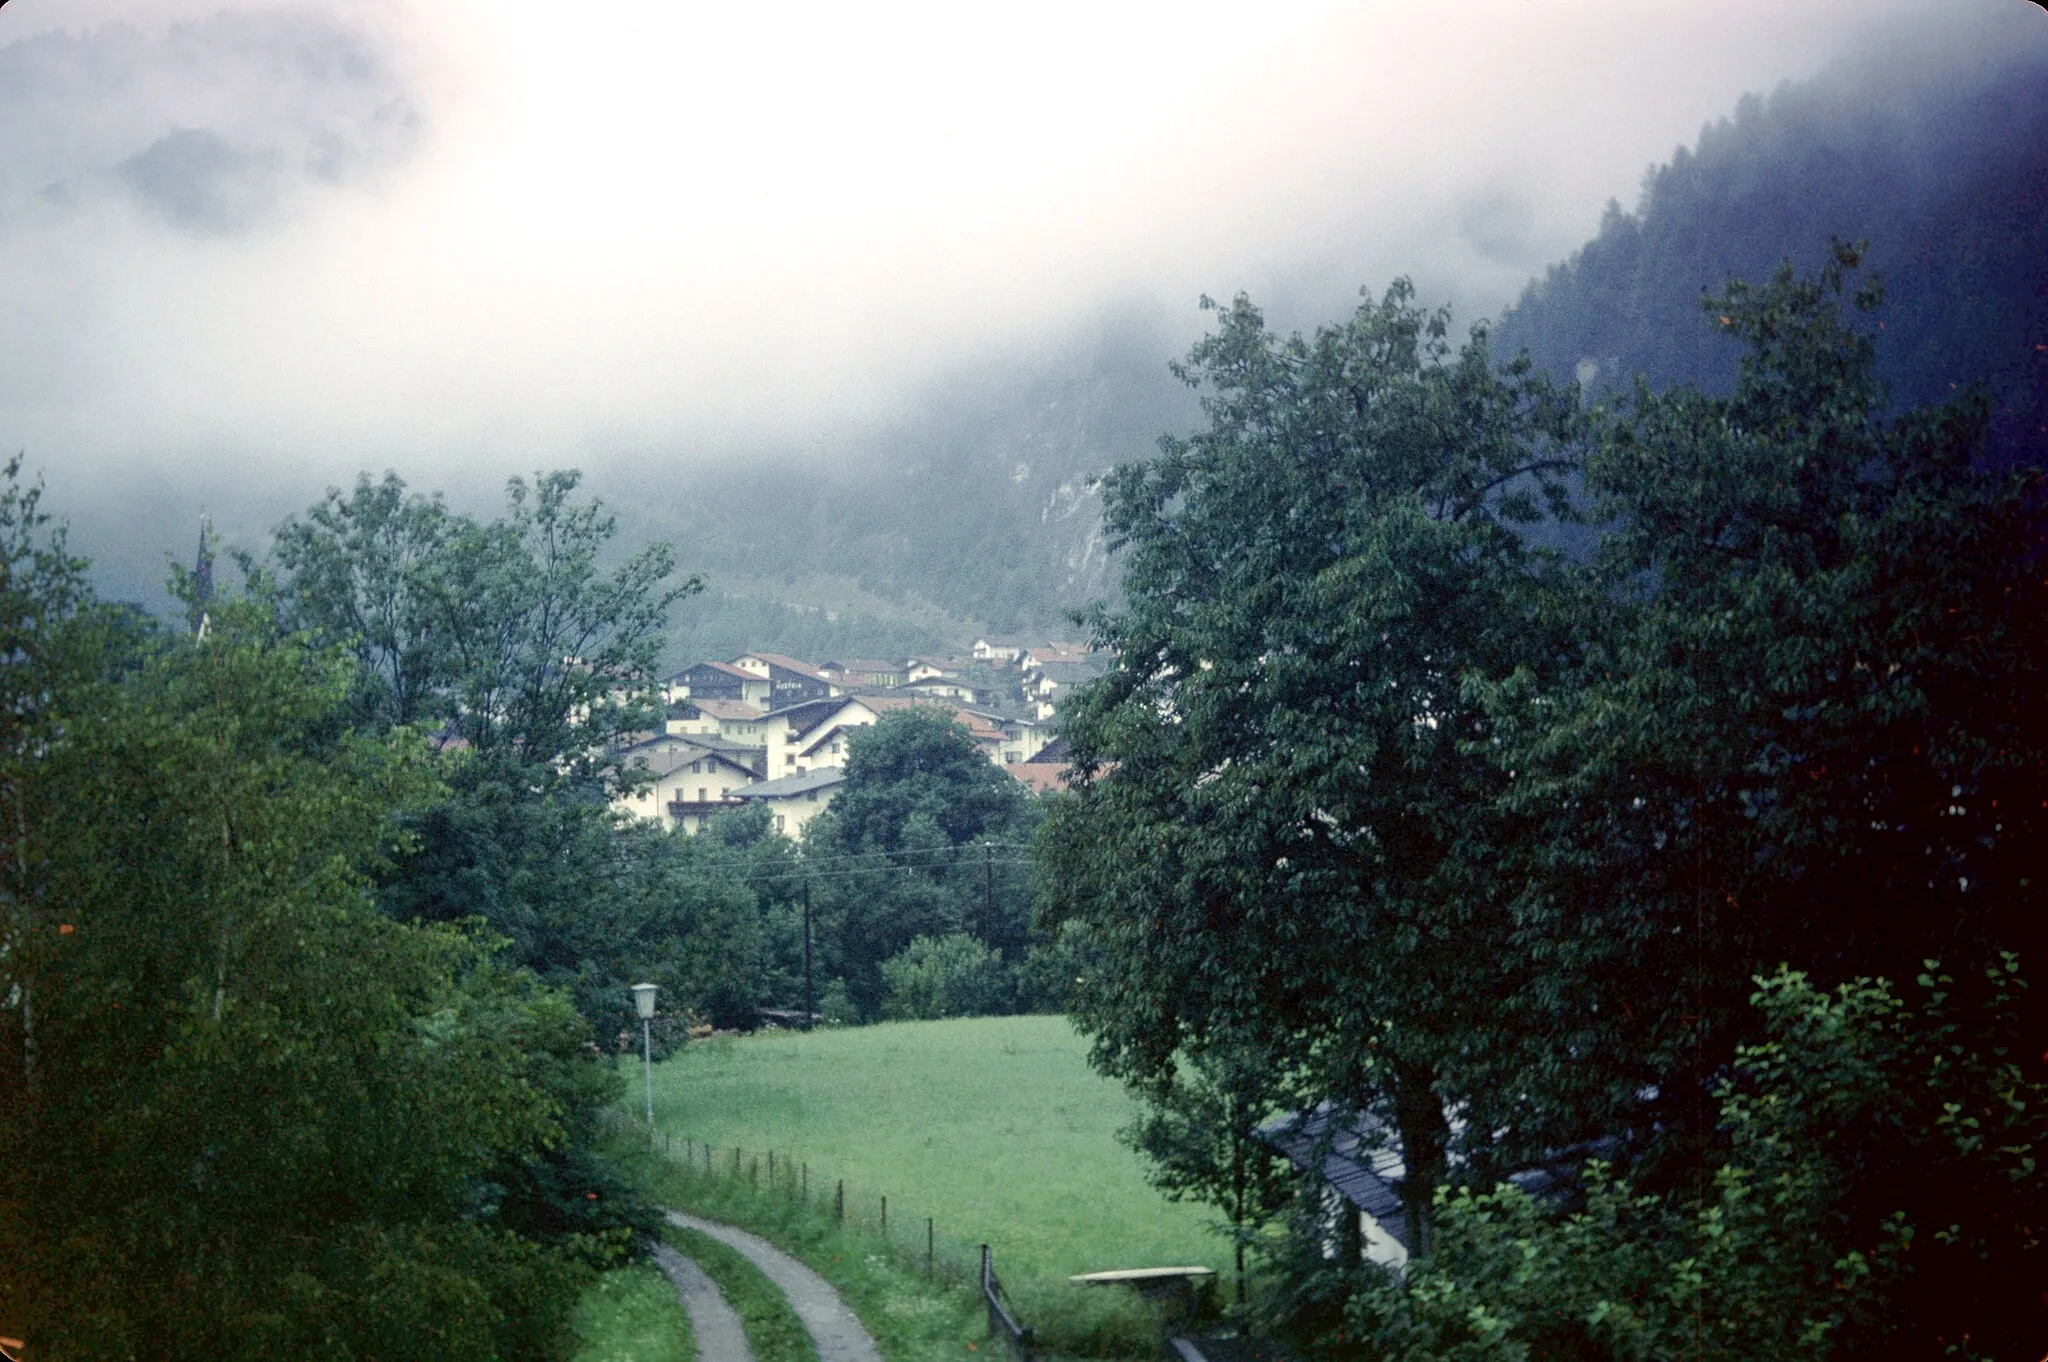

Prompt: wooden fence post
[926,1218,934,1276]
[834,1179,844,1222]
[880,1195,887,1235]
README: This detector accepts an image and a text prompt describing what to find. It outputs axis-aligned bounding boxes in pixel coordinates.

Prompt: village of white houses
[610,639,1109,838]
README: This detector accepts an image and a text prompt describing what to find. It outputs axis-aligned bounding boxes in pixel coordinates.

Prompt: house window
[775,814,786,833]
[699,788,707,801]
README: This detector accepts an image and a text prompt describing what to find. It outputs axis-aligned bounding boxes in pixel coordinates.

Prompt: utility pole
[802,877,814,1030]
[984,840,995,945]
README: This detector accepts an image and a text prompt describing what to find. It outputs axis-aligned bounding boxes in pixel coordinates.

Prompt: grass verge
[665,1223,819,1362]
[571,1264,695,1362]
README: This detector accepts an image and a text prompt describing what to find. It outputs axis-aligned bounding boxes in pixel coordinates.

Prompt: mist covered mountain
[24,12,2042,667]
[1493,37,2048,460]
[615,307,1201,666]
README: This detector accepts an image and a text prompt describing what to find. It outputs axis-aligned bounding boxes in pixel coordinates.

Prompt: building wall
[613,752,756,832]
[757,783,839,839]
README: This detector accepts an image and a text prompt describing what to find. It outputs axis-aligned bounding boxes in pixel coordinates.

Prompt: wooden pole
[803,878,815,1030]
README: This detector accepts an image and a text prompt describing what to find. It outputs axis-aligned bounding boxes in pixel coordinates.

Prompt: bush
[1263,963,2047,1361]
[880,934,1012,1020]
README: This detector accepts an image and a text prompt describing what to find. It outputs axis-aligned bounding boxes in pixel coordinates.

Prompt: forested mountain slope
[1493,39,2048,460]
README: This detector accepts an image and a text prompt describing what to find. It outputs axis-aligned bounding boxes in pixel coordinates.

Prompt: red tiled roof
[1007,762,1072,794]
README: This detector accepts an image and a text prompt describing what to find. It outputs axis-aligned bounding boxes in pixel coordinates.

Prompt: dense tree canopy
[1042,248,2048,1353]
[0,495,623,1358]
[276,468,698,781]
[1042,281,1585,1245]
[273,469,717,1041]
[807,709,1038,1018]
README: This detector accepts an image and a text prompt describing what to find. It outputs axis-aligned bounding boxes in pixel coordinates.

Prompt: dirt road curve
[665,1210,883,1362]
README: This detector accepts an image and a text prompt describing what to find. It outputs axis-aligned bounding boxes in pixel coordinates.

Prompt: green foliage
[1041,279,1583,1247]
[276,468,699,778]
[1270,964,2046,1361]
[1471,244,2048,1153]
[826,709,1030,852]
[880,934,1012,1020]
[1046,249,2048,1355]
[272,468,777,1038]
[818,978,861,1027]
[569,1265,695,1362]
[808,710,1038,1019]
[0,572,601,1357]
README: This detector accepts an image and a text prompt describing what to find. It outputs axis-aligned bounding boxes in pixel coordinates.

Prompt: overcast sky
[1,0,2036,584]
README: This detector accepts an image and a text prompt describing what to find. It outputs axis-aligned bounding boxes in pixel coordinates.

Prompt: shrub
[880,934,1012,1020]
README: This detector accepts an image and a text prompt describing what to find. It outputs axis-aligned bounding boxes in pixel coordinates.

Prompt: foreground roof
[1256,1105,1411,1249]
[735,766,847,799]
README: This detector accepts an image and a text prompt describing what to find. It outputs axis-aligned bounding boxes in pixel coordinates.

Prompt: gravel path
[652,1241,755,1362]
[665,1210,884,1362]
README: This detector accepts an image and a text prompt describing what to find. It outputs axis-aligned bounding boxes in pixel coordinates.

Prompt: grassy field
[646,1015,1230,1290]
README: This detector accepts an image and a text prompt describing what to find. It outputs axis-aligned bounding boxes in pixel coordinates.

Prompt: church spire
[191,512,214,639]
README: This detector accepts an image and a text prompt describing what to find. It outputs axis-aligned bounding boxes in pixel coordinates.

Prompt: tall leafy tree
[807,708,1035,1017]
[276,468,699,779]
[271,470,458,730]
[0,547,607,1358]
[1040,282,1584,1247]
[1048,250,2048,1352]
[1472,244,2048,1161]
[276,469,704,1017]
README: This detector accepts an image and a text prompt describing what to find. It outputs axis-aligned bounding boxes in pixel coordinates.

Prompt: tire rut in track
[652,1240,755,1362]
[665,1209,884,1362]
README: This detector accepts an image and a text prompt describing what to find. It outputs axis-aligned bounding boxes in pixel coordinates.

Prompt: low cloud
[0,0,2034,607]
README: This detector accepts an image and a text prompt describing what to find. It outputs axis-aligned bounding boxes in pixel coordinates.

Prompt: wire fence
[643,1125,1035,1356]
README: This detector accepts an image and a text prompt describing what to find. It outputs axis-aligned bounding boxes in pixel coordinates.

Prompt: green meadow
[646,1015,1230,1289]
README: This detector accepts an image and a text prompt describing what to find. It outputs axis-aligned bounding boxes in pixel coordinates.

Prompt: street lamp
[630,982,658,1127]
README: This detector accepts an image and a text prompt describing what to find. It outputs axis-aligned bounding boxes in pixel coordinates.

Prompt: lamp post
[630,982,658,1127]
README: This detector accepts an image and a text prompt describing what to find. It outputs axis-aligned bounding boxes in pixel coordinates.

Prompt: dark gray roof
[960,705,1038,727]
[1031,735,1072,765]
[734,766,846,799]
[764,694,858,729]
[1255,1105,1411,1249]
[671,659,754,682]
[1255,1105,1626,1253]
